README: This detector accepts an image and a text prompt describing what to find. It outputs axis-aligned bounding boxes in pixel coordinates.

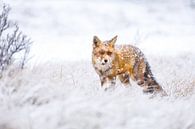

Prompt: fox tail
[136,60,167,96]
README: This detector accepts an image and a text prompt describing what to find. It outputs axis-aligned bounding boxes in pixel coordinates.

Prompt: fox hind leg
[133,59,146,87]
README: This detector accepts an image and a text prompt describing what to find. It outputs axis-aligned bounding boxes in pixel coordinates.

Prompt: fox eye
[107,51,112,55]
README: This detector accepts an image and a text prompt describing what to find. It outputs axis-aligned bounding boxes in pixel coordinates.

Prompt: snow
[1,0,195,129]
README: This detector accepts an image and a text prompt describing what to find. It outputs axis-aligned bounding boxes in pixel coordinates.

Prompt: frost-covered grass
[1,0,195,129]
[0,55,195,129]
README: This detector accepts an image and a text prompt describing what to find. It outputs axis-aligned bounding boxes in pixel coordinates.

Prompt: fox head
[92,35,117,71]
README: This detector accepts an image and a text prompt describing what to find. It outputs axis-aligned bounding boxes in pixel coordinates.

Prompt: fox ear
[109,35,118,47]
[93,36,101,47]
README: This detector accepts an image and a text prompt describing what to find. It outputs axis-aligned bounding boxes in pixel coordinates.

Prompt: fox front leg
[99,76,109,90]
[99,76,116,90]
[118,73,131,86]
[105,77,116,91]
[100,76,107,87]
[108,76,116,86]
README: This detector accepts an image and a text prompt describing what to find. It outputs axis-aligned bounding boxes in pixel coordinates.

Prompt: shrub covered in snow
[0,4,31,76]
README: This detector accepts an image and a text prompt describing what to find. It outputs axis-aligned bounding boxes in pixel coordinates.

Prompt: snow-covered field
[1,0,195,129]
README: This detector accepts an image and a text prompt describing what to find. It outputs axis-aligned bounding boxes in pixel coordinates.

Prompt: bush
[0,4,32,76]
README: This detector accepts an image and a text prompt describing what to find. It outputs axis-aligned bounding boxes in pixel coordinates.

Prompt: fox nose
[101,59,108,65]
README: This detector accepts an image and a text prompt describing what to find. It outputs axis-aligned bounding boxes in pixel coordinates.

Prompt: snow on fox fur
[92,35,166,95]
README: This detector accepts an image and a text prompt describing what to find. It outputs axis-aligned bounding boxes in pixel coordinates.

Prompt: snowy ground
[1,0,195,129]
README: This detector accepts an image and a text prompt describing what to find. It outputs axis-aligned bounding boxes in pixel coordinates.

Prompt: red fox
[92,35,166,95]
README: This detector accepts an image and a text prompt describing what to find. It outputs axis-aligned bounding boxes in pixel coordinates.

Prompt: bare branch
[0,3,32,75]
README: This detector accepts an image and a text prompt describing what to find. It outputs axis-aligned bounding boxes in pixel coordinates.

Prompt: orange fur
[92,35,166,95]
